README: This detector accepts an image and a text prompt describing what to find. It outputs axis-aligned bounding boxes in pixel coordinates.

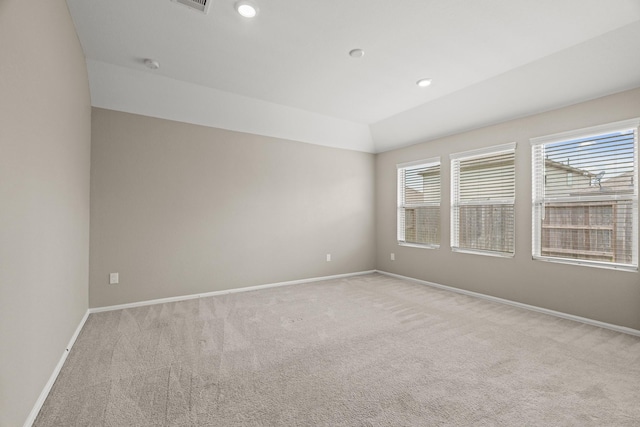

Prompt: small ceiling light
[144,59,160,70]
[236,1,258,18]
[416,78,432,88]
[349,49,365,58]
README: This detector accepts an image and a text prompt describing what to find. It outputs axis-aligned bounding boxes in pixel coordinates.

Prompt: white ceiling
[66,0,640,153]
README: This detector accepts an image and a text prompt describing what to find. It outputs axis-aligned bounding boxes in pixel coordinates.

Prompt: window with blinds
[397,158,441,248]
[451,143,516,256]
[531,118,639,270]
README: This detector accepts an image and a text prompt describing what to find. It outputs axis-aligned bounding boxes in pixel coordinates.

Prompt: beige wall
[0,0,91,425]
[90,109,375,307]
[376,88,640,330]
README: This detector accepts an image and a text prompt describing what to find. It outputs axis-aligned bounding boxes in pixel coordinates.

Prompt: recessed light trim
[349,49,365,58]
[144,59,160,70]
[236,1,258,18]
[416,78,432,88]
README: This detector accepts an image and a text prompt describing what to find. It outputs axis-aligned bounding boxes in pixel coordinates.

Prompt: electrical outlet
[390,253,395,261]
[109,272,119,285]
[326,254,331,262]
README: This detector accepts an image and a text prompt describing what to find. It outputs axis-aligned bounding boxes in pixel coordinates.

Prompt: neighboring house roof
[418,168,440,177]
[545,158,594,177]
[570,171,635,195]
[404,187,424,202]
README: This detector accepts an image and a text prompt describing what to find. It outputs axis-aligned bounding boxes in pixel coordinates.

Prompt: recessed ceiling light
[416,78,432,88]
[144,59,160,70]
[236,1,258,18]
[349,49,365,58]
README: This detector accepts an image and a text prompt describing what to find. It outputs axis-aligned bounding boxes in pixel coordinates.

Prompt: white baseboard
[376,270,640,338]
[23,309,90,427]
[90,270,377,313]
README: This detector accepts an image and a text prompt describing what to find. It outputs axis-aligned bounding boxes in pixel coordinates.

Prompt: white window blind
[451,143,516,256]
[397,158,440,247]
[531,118,639,270]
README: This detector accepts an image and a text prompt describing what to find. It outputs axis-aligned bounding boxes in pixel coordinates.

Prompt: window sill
[398,242,440,250]
[452,248,514,258]
[532,255,638,272]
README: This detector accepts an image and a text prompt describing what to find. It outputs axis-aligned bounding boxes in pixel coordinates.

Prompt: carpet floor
[35,273,640,426]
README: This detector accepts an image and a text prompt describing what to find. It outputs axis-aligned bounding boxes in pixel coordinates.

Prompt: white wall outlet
[326,254,331,262]
[390,253,395,261]
[109,272,119,285]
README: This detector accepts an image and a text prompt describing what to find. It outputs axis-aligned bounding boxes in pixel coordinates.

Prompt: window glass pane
[402,206,440,246]
[532,120,638,270]
[541,201,634,264]
[397,160,440,247]
[544,131,635,198]
[459,152,515,201]
[451,144,516,256]
[457,205,515,253]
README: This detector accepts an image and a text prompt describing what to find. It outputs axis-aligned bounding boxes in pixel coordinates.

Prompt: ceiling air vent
[172,0,211,14]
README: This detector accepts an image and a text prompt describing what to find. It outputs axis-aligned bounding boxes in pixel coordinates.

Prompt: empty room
[2,0,640,426]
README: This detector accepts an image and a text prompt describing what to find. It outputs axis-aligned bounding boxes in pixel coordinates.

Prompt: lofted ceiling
[66,0,640,153]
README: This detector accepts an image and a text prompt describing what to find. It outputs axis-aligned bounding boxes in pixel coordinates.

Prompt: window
[531,118,639,270]
[397,158,440,248]
[451,143,516,256]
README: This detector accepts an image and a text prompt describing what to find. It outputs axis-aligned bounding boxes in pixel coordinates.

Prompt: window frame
[397,157,441,249]
[530,118,639,272]
[450,142,517,258]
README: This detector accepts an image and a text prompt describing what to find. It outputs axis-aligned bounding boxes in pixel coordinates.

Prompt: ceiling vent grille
[172,0,211,14]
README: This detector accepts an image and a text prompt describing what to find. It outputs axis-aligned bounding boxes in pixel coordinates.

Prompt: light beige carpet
[35,273,640,426]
